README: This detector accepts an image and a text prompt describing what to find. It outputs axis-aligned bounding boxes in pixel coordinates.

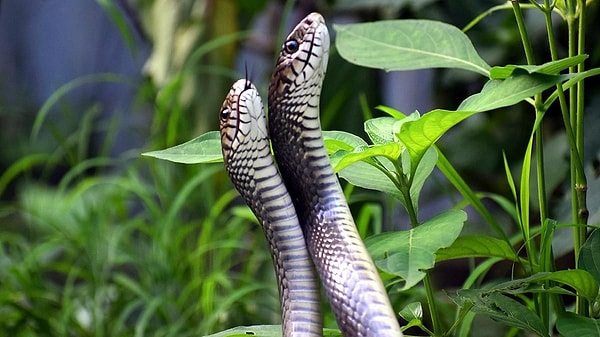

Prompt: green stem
[423,273,443,336]
[513,0,552,330]
[575,0,590,316]
[394,160,441,335]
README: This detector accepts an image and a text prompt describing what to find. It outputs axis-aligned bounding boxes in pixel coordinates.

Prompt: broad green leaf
[538,270,598,301]
[398,302,425,331]
[338,159,404,203]
[331,143,402,172]
[398,109,478,175]
[455,291,548,337]
[458,73,567,112]
[398,302,423,321]
[323,130,369,150]
[578,228,600,285]
[436,235,518,262]
[556,312,600,337]
[490,55,588,79]
[142,131,222,164]
[365,209,466,290]
[334,20,490,76]
[398,73,567,174]
[203,325,341,337]
[323,130,385,177]
[364,117,397,144]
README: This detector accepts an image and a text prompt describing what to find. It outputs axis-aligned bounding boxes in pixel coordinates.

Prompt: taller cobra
[268,13,403,337]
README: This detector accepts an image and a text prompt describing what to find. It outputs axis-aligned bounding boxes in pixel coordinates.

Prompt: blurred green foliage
[1,0,599,336]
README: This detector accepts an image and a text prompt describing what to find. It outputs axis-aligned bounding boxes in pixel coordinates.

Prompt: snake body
[219,79,322,337]
[267,13,402,337]
[220,12,402,337]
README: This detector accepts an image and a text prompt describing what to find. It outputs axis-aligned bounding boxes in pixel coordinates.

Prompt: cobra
[219,79,323,337]
[268,13,402,337]
[220,12,403,337]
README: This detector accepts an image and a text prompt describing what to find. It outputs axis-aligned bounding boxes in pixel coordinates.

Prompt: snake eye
[220,107,230,120]
[284,39,300,53]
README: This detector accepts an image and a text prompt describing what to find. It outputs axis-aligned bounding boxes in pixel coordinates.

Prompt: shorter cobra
[219,79,322,337]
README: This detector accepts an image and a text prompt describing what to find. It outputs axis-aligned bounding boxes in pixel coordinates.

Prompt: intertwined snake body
[219,79,322,337]
[220,12,402,337]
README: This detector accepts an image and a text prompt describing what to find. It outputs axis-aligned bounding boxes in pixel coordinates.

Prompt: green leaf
[436,235,518,262]
[334,20,491,76]
[458,73,567,112]
[398,302,427,331]
[142,131,223,164]
[556,312,600,337]
[202,325,341,337]
[540,270,599,301]
[331,143,402,172]
[410,146,436,192]
[364,117,397,145]
[398,109,478,175]
[365,209,466,290]
[337,160,404,202]
[398,302,423,321]
[323,130,369,150]
[578,228,600,285]
[375,105,407,119]
[467,271,598,301]
[489,55,588,79]
[454,291,548,337]
[397,72,567,179]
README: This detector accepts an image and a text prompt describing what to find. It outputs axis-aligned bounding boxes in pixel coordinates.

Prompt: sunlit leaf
[375,105,407,119]
[142,131,223,164]
[365,209,466,290]
[398,109,477,175]
[364,117,397,145]
[335,20,490,76]
[331,143,402,172]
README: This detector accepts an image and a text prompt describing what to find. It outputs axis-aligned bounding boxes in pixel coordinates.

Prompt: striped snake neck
[268,12,331,226]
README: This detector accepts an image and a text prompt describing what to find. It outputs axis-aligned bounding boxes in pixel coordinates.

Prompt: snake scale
[220,12,402,337]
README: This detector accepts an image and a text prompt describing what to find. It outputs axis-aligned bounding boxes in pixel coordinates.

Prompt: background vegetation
[1,0,598,336]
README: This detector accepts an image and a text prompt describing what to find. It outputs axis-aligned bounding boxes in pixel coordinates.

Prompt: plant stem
[513,1,553,331]
[575,0,590,316]
[423,273,443,336]
[396,167,441,335]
